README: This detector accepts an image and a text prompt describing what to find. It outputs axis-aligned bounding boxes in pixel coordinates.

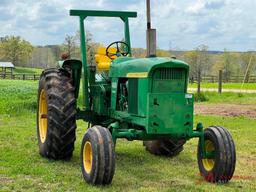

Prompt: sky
[0,0,256,51]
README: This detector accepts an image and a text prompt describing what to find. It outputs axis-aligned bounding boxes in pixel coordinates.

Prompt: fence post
[218,70,222,94]
[23,74,25,80]
[197,69,201,94]
[34,75,36,81]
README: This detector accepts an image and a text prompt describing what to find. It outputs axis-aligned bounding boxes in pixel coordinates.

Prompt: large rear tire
[81,125,115,185]
[144,139,185,157]
[197,126,236,183]
[36,68,77,160]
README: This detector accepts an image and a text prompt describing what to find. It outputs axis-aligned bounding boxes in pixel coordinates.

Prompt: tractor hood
[109,57,189,78]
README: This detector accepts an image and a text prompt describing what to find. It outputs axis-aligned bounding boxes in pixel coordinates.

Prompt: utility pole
[146,0,156,57]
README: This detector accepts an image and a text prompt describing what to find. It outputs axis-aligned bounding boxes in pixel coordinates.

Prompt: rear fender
[58,59,82,98]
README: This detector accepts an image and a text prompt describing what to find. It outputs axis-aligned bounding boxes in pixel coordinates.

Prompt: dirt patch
[195,104,256,119]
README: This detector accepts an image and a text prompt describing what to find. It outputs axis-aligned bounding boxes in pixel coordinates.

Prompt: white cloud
[0,0,255,51]
[186,0,225,15]
[186,0,205,15]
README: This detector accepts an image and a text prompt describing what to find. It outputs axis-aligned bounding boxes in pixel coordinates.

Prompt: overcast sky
[0,0,256,51]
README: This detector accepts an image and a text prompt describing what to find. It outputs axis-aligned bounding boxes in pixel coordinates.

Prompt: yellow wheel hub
[202,140,215,171]
[38,89,48,143]
[83,141,93,174]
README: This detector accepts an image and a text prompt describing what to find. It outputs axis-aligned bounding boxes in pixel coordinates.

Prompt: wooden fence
[1,73,256,83]
[0,74,40,80]
[191,75,256,83]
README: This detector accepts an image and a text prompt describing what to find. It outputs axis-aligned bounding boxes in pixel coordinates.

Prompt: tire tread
[37,68,77,160]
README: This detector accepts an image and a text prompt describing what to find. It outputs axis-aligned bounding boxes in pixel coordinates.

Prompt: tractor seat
[95,47,117,71]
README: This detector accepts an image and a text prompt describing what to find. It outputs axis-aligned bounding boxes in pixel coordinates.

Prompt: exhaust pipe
[146,0,156,57]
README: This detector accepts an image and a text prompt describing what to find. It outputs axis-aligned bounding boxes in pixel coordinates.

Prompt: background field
[13,67,42,75]
[0,80,256,192]
[189,83,256,90]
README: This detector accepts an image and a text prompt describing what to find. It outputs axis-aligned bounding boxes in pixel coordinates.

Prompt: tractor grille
[153,68,185,80]
[152,68,187,93]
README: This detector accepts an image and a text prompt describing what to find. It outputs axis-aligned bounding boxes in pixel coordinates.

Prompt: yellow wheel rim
[83,141,93,174]
[38,89,48,143]
[202,140,215,171]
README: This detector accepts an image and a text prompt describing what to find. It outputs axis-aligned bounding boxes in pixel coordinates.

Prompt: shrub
[194,92,209,102]
[237,93,243,98]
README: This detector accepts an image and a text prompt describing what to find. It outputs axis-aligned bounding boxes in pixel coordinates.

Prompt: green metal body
[60,9,211,159]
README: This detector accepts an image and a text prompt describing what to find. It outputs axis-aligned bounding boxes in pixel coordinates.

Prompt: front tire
[197,126,236,183]
[36,68,77,160]
[81,126,115,185]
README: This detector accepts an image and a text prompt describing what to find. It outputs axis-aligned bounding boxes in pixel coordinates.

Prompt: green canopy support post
[121,17,132,56]
[70,10,137,110]
[79,17,89,109]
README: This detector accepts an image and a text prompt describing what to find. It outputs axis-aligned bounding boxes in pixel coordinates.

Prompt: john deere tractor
[36,9,236,185]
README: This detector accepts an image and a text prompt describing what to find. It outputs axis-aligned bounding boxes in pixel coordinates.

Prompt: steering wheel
[106,41,130,60]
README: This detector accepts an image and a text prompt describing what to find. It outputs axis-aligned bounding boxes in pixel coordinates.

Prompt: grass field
[13,67,42,75]
[193,92,256,104]
[0,80,256,191]
[189,83,256,90]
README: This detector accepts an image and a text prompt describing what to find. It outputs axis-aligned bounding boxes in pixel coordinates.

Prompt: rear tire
[144,139,185,157]
[81,126,115,185]
[197,126,236,183]
[36,68,77,160]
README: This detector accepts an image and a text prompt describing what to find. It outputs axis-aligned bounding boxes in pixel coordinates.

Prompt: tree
[63,30,98,65]
[28,47,56,69]
[183,45,210,94]
[222,50,233,81]
[156,48,171,57]
[240,52,255,83]
[63,34,77,58]
[183,50,198,80]
[46,45,62,62]
[212,50,238,82]
[0,36,33,67]
[85,31,95,65]
[132,48,146,58]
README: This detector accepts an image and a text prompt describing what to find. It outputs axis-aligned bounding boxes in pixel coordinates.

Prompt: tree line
[0,34,255,82]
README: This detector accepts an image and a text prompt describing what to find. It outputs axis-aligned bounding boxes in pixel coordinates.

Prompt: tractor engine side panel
[128,78,148,117]
[91,73,111,116]
[91,84,111,116]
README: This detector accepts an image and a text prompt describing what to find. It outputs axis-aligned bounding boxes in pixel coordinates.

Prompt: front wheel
[197,126,236,183]
[81,125,115,185]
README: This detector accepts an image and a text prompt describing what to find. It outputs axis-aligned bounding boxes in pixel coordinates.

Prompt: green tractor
[36,9,236,185]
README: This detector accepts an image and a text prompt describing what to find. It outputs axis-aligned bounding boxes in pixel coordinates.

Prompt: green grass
[0,80,38,115]
[189,83,256,90]
[193,92,256,104]
[13,67,42,75]
[0,80,256,191]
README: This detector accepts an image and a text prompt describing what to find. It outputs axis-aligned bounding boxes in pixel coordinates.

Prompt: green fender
[58,59,82,98]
